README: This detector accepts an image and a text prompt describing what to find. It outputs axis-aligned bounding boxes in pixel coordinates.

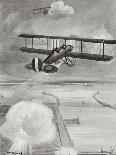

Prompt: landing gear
[62,56,75,67]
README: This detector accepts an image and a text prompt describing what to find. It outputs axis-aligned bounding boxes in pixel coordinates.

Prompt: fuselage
[43,44,74,64]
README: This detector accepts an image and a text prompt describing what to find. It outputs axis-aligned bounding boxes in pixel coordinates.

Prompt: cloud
[4,12,19,26]
[85,25,116,56]
[48,1,74,20]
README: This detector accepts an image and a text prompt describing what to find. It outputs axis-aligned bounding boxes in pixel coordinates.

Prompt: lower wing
[20,47,52,55]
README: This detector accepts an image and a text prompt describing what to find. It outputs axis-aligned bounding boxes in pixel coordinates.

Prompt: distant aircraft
[19,34,115,73]
[33,7,51,15]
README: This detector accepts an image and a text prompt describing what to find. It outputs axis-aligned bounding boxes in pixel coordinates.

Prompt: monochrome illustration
[0,0,116,155]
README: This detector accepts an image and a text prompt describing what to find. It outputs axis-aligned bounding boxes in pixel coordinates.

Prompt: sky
[0,0,116,81]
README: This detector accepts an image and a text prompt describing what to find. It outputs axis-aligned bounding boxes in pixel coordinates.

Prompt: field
[0,81,116,153]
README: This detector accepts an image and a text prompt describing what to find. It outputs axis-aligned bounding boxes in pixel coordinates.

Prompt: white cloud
[48,1,74,20]
[4,12,19,26]
[87,25,115,56]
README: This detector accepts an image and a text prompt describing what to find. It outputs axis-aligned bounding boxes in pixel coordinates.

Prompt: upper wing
[19,34,116,44]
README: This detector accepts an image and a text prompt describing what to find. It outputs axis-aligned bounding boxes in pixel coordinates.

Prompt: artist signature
[7,152,23,155]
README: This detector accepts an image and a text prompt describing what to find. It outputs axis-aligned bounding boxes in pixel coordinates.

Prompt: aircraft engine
[43,64,58,73]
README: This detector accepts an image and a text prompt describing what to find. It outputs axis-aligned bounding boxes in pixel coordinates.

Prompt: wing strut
[99,43,102,55]
[56,39,58,48]
[53,39,55,50]
[25,38,27,47]
[32,38,34,48]
[81,41,83,54]
[76,40,77,52]
[47,38,48,50]
[103,42,105,58]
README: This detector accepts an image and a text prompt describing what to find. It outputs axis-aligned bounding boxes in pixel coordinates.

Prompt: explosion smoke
[0,99,56,154]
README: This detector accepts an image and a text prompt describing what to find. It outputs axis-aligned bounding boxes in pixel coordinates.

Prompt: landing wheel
[43,65,58,73]
[24,63,33,70]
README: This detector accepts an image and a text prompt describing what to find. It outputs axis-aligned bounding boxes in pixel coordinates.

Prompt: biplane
[33,7,51,15]
[19,34,115,73]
